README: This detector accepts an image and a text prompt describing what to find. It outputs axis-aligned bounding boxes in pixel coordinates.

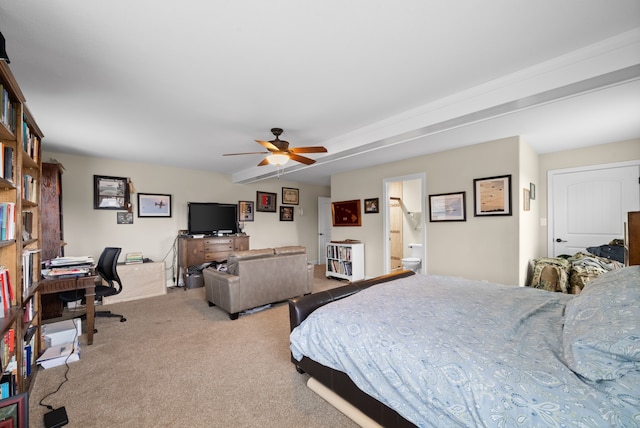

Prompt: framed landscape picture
[429,191,466,222]
[473,174,512,216]
[256,191,277,212]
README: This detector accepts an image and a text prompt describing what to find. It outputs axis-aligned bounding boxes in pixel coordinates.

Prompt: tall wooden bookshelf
[0,60,43,394]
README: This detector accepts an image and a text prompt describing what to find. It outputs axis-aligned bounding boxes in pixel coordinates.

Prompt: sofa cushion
[273,246,306,256]
[227,248,274,275]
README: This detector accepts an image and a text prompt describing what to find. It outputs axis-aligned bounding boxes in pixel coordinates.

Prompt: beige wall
[331,137,639,285]
[45,137,638,287]
[43,151,330,285]
[537,138,640,256]
[518,139,540,284]
[332,137,524,285]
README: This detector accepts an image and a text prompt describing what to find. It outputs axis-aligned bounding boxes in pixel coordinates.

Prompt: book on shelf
[2,145,13,183]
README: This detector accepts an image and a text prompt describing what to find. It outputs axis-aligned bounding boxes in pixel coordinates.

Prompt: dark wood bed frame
[289,270,417,428]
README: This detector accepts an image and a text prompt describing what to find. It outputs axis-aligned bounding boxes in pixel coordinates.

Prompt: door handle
[555,238,567,243]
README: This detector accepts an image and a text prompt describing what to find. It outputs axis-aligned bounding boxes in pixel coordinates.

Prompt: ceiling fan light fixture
[267,153,289,166]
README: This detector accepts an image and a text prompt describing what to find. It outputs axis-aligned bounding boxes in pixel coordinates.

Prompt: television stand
[177,235,250,288]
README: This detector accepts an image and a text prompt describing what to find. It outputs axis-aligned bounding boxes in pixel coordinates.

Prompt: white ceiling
[1,1,639,186]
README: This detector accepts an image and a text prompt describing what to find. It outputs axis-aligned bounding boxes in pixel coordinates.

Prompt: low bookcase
[326,242,364,281]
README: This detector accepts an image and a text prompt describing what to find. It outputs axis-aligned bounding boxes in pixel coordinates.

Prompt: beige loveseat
[203,246,313,319]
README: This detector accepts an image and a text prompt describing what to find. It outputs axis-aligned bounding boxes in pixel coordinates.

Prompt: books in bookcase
[0,267,13,316]
[0,202,16,241]
[0,84,17,134]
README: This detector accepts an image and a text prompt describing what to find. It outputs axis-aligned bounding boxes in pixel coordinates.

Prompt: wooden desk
[38,275,97,345]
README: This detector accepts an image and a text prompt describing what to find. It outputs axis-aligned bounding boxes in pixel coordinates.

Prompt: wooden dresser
[177,235,249,286]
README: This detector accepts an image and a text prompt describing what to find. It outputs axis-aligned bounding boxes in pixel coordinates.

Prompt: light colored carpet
[29,265,357,427]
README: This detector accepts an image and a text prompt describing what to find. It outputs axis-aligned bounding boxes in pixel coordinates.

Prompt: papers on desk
[50,256,95,267]
[37,341,81,369]
[42,268,91,279]
[44,255,94,279]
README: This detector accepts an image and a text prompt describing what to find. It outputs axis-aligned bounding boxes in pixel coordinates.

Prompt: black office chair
[59,247,127,330]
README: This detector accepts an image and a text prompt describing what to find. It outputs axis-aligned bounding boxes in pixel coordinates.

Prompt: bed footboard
[288,269,417,428]
[288,269,414,331]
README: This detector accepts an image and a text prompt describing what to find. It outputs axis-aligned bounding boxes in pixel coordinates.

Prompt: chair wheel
[120,317,127,322]
[93,328,98,334]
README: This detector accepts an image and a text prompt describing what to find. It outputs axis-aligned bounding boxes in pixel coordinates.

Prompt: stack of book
[125,252,143,264]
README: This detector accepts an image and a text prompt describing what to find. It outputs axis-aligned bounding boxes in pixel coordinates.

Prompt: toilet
[401,243,422,273]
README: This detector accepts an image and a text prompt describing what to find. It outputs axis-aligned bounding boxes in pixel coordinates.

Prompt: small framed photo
[529,182,536,200]
[331,199,361,226]
[94,175,129,210]
[282,187,299,205]
[523,188,531,211]
[138,193,172,217]
[238,200,254,221]
[473,174,512,217]
[0,392,29,428]
[429,192,466,222]
[117,212,134,224]
[256,191,277,212]
[364,198,379,214]
[280,206,294,221]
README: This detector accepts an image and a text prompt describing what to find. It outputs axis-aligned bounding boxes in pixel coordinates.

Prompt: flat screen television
[187,202,238,235]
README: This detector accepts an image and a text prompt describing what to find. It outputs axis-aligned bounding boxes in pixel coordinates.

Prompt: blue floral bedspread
[290,273,640,427]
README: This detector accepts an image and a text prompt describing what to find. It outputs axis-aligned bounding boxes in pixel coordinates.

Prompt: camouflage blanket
[529,252,623,294]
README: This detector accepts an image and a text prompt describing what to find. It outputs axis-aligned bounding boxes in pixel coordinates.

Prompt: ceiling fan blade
[289,153,316,165]
[257,158,270,166]
[223,152,269,156]
[256,139,280,152]
[289,146,328,154]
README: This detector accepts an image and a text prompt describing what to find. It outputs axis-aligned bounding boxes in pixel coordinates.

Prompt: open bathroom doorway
[383,173,426,274]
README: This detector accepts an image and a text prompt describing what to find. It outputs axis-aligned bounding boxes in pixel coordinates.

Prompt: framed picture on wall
[473,174,512,216]
[137,193,172,217]
[282,187,299,205]
[256,191,277,212]
[364,198,379,213]
[429,191,466,222]
[93,175,129,210]
[280,206,294,221]
[238,200,254,221]
[331,199,361,226]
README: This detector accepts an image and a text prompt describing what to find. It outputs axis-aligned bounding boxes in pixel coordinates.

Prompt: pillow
[563,266,640,381]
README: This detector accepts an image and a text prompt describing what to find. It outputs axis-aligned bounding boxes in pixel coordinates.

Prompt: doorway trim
[383,173,427,274]
[547,159,640,256]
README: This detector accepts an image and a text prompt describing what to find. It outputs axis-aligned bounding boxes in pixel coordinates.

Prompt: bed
[289,266,640,427]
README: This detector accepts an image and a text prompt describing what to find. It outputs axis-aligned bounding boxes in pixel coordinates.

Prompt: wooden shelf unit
[0,60,43,394]
[326,242,364,281]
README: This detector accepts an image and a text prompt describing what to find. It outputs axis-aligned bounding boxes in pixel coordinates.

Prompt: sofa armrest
[203,268,240,313]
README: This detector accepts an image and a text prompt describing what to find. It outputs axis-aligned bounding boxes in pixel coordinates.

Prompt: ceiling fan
[223,128,327,166]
